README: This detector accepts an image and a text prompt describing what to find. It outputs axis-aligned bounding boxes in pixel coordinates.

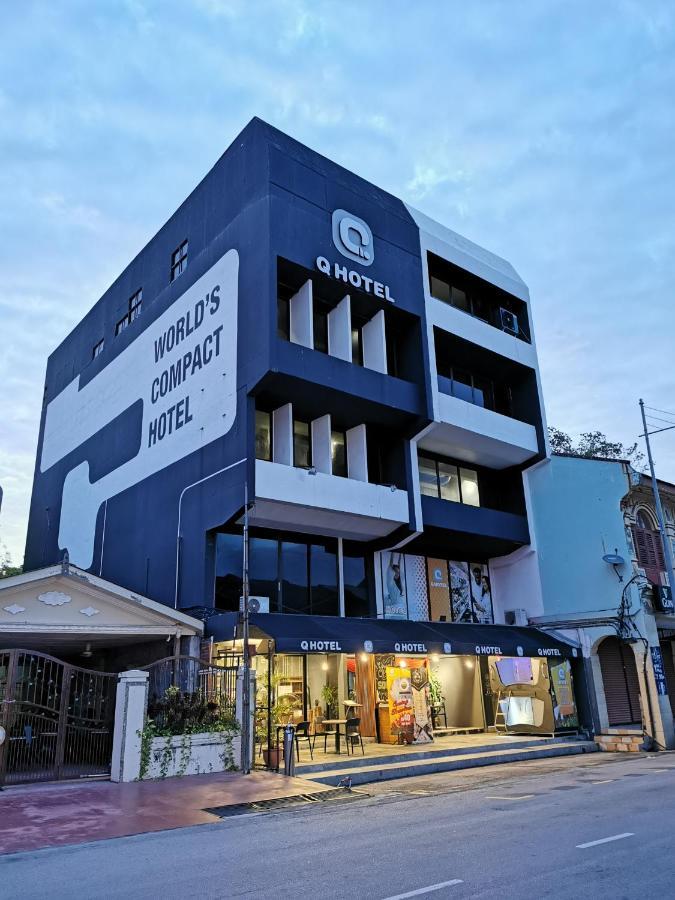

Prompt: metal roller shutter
[598,637,641,726]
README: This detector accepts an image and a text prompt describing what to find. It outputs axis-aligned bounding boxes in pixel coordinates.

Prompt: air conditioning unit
[500,307,519,335]
[505,608,528,626]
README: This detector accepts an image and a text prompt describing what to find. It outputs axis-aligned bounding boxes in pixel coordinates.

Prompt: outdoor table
[322,719,347,754]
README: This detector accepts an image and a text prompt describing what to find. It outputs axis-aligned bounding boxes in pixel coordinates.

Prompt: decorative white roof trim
[79,606,100,617]
[3,604,26,616]
[38,591,72,607]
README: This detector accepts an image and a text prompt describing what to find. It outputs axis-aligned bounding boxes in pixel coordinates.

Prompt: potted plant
[321,683,339,719]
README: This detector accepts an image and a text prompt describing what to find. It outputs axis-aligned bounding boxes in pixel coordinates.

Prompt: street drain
[205,788,369,818]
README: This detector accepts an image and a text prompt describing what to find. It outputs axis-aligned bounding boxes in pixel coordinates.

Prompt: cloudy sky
[1,0,674,563]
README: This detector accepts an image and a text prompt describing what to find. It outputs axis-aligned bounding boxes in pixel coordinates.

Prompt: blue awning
[207,612,577,659]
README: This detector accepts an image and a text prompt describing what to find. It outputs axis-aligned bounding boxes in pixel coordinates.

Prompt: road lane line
[381,879,464,899]
[576,833,634,849]
[485,794,535,801]
[591,779,614,784]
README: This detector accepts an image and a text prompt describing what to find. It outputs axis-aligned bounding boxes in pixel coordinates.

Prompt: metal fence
[141,656,238,731]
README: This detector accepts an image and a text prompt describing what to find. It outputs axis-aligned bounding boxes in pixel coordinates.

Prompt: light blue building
[524,454,675,749]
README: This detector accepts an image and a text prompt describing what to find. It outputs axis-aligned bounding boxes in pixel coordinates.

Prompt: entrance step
[300,739,599,786]
[296,736,575,776]
[594,731,647,753]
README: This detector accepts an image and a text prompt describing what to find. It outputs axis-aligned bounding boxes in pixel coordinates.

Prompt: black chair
[345,717,364,756]
[431,703,447,730]
[294,721,315,760]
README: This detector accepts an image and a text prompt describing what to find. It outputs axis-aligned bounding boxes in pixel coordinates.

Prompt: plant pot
[262,748,281,769]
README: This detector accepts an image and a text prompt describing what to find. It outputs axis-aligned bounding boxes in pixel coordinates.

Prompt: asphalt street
[1,753,673,900]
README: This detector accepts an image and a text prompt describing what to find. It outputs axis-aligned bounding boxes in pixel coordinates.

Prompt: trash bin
[283,724,295,777]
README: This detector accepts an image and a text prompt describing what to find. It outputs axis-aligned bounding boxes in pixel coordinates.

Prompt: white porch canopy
[0,564,203,654]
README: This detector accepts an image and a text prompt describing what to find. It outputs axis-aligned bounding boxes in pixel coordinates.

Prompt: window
[92,338,104,359]
[418,456,480,507]
[632,514,665,585]
[293,420,311,468]
[437,366,511,417]
[331,430,347,477]
[170,240,188,282]
[351,327,363,366]
[255,410,272,461]
[115,289,142,336]
[344,551,371,617]
[277,296,290,341]
[313,302,329,354]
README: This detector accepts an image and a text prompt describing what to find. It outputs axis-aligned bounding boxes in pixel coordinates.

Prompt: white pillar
[347,424,368,482]
[362,309,387,374]
[110,670,149,783]
[328,295,352,362]
[273,403,293,466]
[289,280,313,348]
[311,414,332,474]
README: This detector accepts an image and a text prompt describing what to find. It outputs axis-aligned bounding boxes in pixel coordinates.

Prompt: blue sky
[1,0,674,563]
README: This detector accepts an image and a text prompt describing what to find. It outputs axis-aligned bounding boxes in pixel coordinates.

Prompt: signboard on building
[651,646,668,696]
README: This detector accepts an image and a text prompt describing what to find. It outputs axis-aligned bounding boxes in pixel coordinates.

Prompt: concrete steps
[298,738,599,786]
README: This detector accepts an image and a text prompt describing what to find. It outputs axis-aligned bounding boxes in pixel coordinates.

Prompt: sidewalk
[0,771,333,856]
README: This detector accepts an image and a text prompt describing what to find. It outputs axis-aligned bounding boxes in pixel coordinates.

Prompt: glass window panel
[344,553,370,617]
[250,537,279,612]
[277,297,289,340]
[451,286,470,312]
[451,373,474,404]
[472,294,490,322]
[331,430,347,477]
[313,308,328,353]
[255,410,272,461]
[214,532,243,610]
[418,457,439,497]
[281,542,308,614]
[460,468,480,507]
[351,328,363,366]
[494,383,512,417]
[472,376,492,409]
[293,420,311,468]
[438,463,460,502]
[430,276,450,303]
[310,542,339,616]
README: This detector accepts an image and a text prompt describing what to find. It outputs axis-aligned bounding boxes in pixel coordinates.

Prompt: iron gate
[0,650,117,785]
[142,655,238,729]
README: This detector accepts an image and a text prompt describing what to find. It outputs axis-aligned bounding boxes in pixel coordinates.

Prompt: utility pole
[240,480,251,774]
[639,399,675,609]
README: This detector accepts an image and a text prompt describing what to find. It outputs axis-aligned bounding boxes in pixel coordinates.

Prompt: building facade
[525,454,675,749]
[21,118,583,747]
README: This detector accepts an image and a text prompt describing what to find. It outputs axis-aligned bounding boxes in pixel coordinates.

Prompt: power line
[645,404,675,418]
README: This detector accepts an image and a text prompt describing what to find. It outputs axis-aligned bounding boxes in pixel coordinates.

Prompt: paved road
[1,753,673,899]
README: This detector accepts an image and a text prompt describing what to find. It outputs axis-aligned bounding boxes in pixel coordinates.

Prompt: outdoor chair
[294,720,315,760]
[345,717,364,756]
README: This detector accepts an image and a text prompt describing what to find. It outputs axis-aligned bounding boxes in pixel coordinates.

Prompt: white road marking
[485,794,535,801]
[576,833,634,849]
[591,779,614,784]
[381,879,464,899]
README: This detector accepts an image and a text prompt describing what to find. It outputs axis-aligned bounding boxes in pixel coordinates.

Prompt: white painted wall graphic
[40,251,240,569]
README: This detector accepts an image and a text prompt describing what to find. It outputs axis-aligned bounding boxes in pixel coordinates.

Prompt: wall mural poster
[427,558,451,622]
[469,562,493,624]
[449,561,473,622]
[382,552,407,619]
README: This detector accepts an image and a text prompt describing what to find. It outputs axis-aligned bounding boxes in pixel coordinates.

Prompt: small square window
[255,410,272,461]
[430,275,450,303]
[171,240,188,282]
[459,468,480,506]
[293,420,311,469]
[331,430,347,477]
[92,338,104,359]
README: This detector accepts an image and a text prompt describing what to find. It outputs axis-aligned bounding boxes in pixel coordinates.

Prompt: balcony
[420,494,530,558]
[420,384,539,469]
[252,460,410,540]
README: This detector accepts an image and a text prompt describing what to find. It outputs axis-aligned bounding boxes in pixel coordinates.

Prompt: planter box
[144,731,241,779]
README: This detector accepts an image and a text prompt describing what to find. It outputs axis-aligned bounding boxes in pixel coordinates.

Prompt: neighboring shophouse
[525,454,675,749]
[17,118,586,753]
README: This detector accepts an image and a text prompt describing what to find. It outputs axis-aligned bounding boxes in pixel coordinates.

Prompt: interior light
[398,660,408,669]
[431,654,440,664]
[359,653,369,663]
[464,659,474,668]
[321,660,329,671]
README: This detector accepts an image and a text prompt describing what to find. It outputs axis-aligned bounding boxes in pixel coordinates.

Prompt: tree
[0,539,22,579]
[548,427,645,469]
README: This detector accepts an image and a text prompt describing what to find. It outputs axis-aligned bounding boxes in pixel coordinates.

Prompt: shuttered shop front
[598,637,641,726]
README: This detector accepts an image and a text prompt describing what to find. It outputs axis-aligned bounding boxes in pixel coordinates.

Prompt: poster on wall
[469,563,493,623]
[410,666,434,744]
[382,552,407,619]
[375,654,395,702]
[449,561,474,622]
[386,666,415,742]
[404,555,430,621]
[427,558,451,622]
[549,659,579,729]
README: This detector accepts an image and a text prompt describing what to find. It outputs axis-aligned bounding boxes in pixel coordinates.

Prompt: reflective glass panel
[460,468,480,506]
